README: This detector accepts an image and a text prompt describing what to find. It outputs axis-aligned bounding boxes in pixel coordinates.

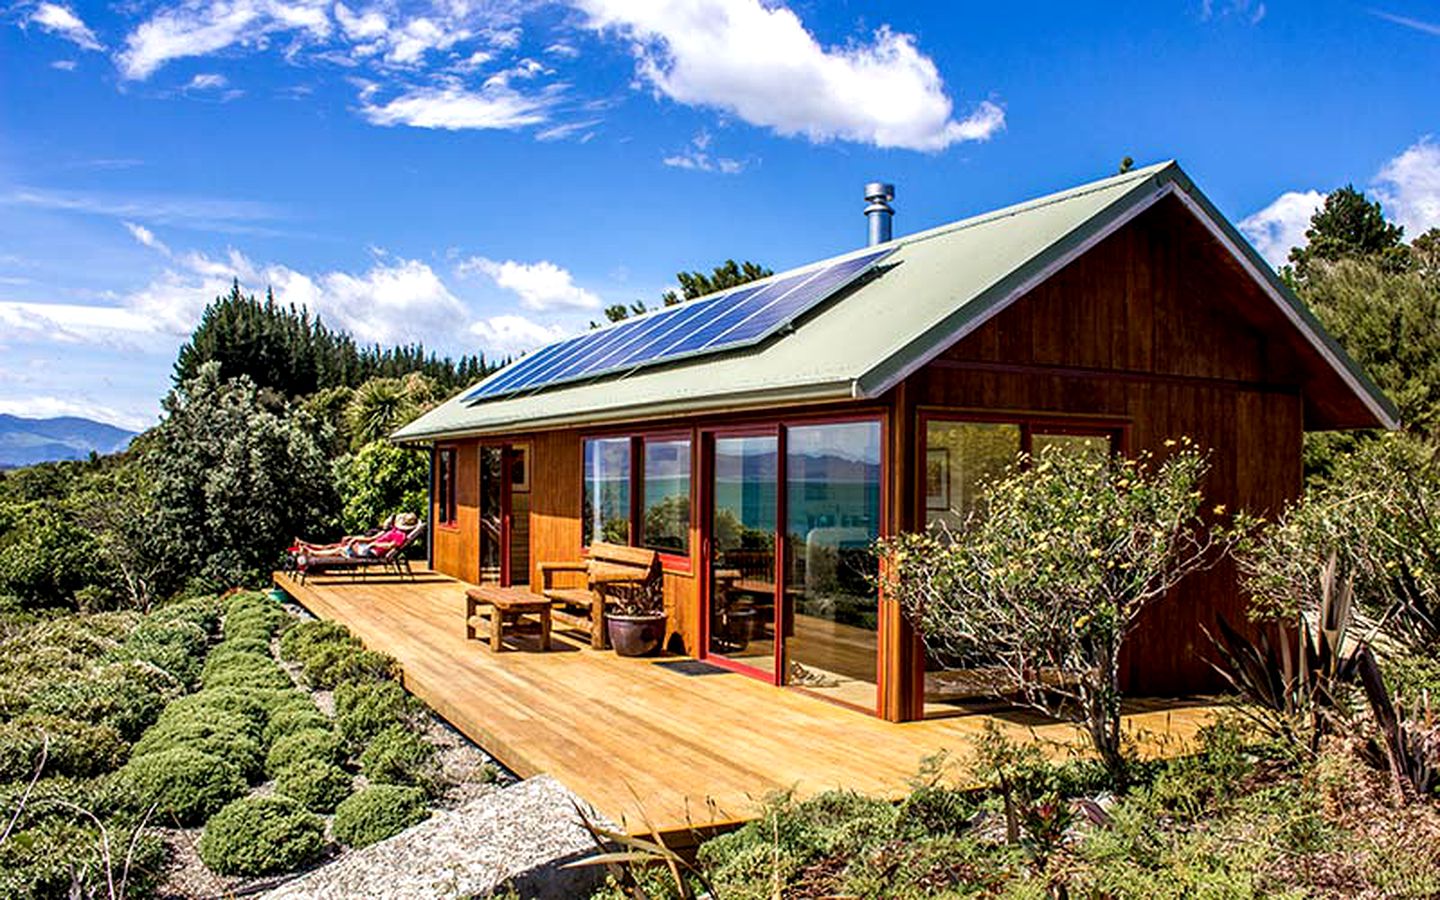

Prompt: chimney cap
[864,182,895,202]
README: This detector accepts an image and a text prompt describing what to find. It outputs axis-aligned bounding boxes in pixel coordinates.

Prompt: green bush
[0,775,119,830]
[149,596,221,633]
[358,725,438,791]
[27,668,166,740]
[279,619,358,664]
[0,818,167,900]
[303,644,400,689]
[204,638,274,666]
[223,600,284,644]
[266,727,341,777]
[263,700,330,746]
[115,746,247,826]
[0,508,106,609]
[335,679,424,751]
[333,784,430,848]
[275,760,353,813]
[198,795,327,876]
[114,618,210,687]
[201,651,292,691]
[132,710,264,781]
[162,687,295,739]
[0,714,127,781]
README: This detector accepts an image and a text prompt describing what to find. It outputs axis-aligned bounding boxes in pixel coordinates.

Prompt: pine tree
[1288,186,1409,281]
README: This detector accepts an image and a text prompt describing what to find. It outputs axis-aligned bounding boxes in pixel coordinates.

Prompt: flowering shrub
[880,439,1231,783]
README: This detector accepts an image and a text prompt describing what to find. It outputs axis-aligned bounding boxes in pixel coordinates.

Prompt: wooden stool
[465,586,552,652]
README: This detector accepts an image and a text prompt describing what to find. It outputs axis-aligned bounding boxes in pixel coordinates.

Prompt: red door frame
[699,412,889,714]
[699,424,784,685]
[477,441,517,587]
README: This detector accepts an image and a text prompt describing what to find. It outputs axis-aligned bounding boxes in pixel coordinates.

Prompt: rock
[261,776,606,900]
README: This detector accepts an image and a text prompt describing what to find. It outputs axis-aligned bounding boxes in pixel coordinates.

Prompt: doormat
[653,660,732,677]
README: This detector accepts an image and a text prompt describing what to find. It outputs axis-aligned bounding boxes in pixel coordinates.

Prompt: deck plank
[273,570,1215,837]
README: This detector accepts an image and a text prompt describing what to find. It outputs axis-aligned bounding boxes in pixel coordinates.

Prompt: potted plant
[606,584,666,657]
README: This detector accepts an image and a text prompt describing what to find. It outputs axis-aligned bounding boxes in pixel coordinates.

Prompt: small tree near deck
[880,440,1230,785]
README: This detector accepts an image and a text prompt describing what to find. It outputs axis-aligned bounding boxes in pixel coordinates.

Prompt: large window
[583,435,693,558]
[583,437,631,546]
[784,420,883,706]
[436,447,458,526]
[642,438,691,553]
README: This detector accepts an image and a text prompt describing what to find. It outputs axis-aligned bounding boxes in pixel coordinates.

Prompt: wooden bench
[538,542,662,649]
[465,585,552,652]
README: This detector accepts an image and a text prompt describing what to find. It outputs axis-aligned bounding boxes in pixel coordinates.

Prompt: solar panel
[465,246,892,404]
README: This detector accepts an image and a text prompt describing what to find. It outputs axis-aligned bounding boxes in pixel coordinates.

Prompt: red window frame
[435,446,459,528]
[579,430,695,573]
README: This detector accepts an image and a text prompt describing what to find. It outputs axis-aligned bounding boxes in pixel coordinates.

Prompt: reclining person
[294,512,419,559]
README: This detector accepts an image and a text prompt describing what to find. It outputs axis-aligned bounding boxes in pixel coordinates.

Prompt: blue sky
[1,0,1437,431]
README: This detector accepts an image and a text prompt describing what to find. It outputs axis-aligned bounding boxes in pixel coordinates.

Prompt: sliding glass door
[703,418,883,709]
[706,432,779,679]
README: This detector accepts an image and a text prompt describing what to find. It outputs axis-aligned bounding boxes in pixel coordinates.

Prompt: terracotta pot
[607,614,666,657]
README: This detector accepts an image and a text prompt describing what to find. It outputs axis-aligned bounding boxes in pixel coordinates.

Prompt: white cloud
[50,59,78,71]
[117,0,331,80]
[186,72,228,89]
[534,119,599,142]
[1238,190,1325,267]
[0,301,160,344]
[5,186,283,234]
[30,3,103,51]
[359,79,558,130]
[459,257,601,310]
[0,396,152,432]
[1201,0,1266,24]
[663,130,744,173]
[1372,136,1440,239]
[123,220,172,256]
[575,0,1004,151]
[468,314,568,356]
[1240,137,1440,267]
[1369,9,1440,37]
[334,2,387,40]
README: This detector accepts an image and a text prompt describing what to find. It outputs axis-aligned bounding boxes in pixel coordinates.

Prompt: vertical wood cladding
[909,197,1305,693]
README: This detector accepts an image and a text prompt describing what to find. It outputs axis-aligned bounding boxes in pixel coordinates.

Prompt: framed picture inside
[925,449,950,511]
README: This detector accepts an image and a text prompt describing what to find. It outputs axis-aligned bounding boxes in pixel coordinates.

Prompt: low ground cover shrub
[334,679,424,752]
[358,724,438,791]
[333,784,430,848]
[198,795,327,876]
[0,713,128,781]
[201,650,293,691]
[279,618,358,663]
[116,746,247,826]
[266,726,342,776]
[275,759,353,813]
[263,698,329,745]
[0,816,168,900]
[302,644,400,689]
[131,708,264,781]
[27,664,168,741]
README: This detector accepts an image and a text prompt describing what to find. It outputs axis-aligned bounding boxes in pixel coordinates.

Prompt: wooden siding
[907,196,1305,693]
[275,569,1216,840]
[430,442,479,584]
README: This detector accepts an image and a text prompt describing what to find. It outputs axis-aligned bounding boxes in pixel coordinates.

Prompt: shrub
[266,727,341,777]
[881,440,1230,784]
[115,618,210,687]
[302,644,400,689]
[358,725,438,791]
[200,651,292,691]
[335,679,424,752]
[279,619,357,664]
[0,714,127,781]
[204,638,273,666]
[263,700,330,746]
[163,687,293,738]
[0,818,167,900]
[275,760,353,813]
[222,598,284,643]
[115,746,247,826]
[332,784,430,848]
[28,669,165,740]
[198,795,327,876]
[132,711,263,781]
[149,596,220,633]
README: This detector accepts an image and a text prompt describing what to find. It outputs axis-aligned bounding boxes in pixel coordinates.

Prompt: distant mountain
[0,415,138,469]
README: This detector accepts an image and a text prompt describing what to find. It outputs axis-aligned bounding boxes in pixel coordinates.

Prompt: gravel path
[260,776,608,900]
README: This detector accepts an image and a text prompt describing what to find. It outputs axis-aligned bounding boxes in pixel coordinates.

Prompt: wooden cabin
[393,162,1395,723]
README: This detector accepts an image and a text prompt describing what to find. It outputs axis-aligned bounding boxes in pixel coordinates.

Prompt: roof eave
[390,377,859,443]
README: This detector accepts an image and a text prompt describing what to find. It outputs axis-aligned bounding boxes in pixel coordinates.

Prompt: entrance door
[477,443,530,586]
[705,432,780,681]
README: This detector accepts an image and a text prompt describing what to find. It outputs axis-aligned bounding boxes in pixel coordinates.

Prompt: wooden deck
[273,569,1216,839]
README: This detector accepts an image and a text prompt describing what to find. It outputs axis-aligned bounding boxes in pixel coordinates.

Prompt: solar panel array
[464,247,893,403]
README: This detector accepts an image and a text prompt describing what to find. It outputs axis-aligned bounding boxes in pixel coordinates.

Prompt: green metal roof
[393,161,1397,442]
